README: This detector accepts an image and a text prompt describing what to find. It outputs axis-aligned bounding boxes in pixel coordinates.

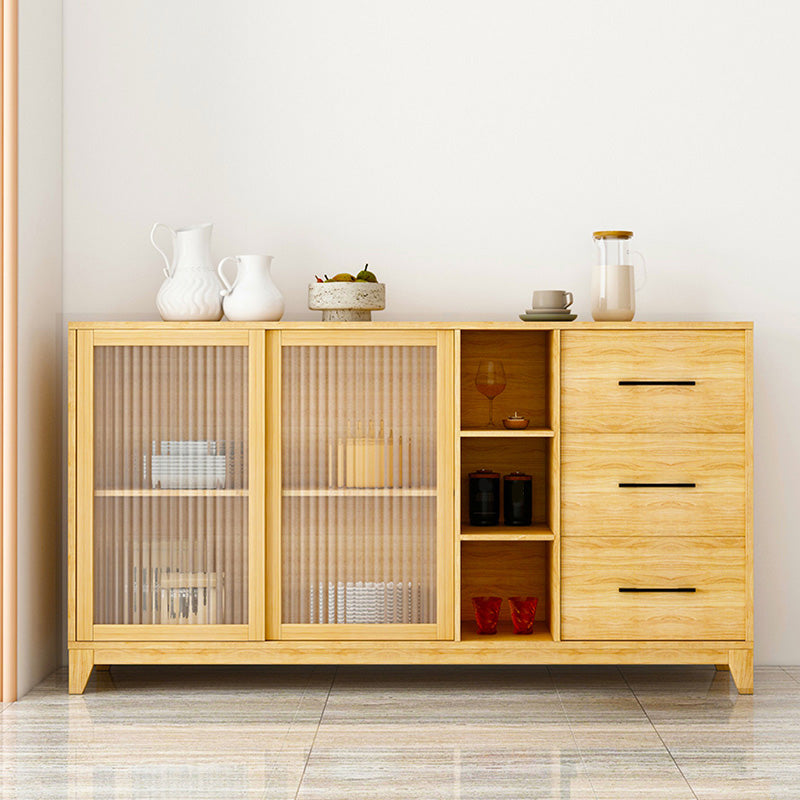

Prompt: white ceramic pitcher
[151,222,224,321]
[217,255,285,321]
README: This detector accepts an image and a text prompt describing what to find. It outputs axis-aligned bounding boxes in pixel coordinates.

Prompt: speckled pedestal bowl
[308,282,386,321]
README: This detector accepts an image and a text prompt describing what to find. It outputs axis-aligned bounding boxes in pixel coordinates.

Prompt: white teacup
[532,290,573,310]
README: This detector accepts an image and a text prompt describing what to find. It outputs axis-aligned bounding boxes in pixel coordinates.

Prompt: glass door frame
[74,329,266,642]
[268,329,455,641]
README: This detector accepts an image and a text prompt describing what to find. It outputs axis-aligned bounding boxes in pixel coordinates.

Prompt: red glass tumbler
[472,596,502,634]
[509,596,538,634]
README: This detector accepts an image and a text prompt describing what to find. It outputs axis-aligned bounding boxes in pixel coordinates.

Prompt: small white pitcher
[217,255,285,321]
[152,222,224,321]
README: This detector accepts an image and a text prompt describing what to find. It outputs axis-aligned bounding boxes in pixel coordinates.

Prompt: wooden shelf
[282,488,437,497]
[460,524,554,542]
[460,428,554,438]
[460,620,553,642]
[94,489,248,497]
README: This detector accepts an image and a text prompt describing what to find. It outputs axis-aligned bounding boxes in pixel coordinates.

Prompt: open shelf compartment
[460,437,551,529]
[460,540,555,641]
[456,328,561,643]
[460,330,553,432]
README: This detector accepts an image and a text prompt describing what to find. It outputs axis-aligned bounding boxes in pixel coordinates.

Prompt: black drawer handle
[618,482,696,488]
[618,380,696,386]
[619,587,697,593]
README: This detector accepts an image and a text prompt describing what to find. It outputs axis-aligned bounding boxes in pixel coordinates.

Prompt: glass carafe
[591,231,647,321]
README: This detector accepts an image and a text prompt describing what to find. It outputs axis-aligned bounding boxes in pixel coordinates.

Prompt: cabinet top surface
[69,320,754,331]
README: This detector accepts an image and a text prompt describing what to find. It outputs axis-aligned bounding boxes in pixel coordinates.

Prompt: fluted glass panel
[282,345,438,625]
[93,346,248,625]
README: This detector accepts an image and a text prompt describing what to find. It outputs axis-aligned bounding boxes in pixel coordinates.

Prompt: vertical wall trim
[1,0,18,704]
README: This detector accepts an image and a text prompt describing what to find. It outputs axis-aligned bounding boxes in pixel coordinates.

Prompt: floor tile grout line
[292,665,337,800]
[257,666,331,800]
[618,667,700,800]
[547,665,600,800]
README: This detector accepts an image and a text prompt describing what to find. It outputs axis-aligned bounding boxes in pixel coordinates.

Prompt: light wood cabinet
[68,322,753,695]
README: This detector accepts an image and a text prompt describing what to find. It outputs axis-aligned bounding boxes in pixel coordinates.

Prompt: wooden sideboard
[68,321,753,693]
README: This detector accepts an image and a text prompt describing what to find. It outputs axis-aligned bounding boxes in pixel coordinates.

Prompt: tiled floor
[1,665,799,799]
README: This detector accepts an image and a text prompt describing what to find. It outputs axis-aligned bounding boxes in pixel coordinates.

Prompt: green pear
[356,264,378,282]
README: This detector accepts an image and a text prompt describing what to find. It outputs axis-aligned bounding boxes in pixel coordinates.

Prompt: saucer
[526,308,574,314]
[520,312,577,322]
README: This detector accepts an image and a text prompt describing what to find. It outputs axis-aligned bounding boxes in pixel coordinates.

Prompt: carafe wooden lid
[593,230,633,239]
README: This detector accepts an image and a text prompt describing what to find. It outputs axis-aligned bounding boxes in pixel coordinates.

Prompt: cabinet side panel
[76,331,94,640]
[745,329,753,641]
[68,329,77,643]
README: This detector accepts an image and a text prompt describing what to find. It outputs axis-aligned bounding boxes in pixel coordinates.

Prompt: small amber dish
[502,413,529,430]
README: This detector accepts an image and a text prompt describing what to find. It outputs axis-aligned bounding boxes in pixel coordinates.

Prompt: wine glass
[474,360,506,427]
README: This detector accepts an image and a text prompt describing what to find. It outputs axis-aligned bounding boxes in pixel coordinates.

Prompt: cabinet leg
[715,664,730,671]
[69,650,94,694]
[728,649,753,694]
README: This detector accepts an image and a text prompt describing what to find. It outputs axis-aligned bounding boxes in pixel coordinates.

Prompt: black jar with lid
[468,470,500,526]
[503,472,532,526]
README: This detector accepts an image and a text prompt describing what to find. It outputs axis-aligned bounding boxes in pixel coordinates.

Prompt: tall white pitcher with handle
[151,222,224,321]
[217,254,285,321]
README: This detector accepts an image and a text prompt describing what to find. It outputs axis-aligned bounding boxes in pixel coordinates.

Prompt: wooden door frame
[73,329,264,643]
[1,0,18,704]
[275,329,455,640]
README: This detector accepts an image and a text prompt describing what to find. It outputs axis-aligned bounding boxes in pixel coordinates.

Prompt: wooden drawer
[562,434,746,536]
[561,537,746,640]
[561,331,746,432]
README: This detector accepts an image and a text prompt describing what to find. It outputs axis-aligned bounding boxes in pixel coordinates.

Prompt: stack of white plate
[159,440,218,456]
[148,440,227,489]
[308,580,424,624]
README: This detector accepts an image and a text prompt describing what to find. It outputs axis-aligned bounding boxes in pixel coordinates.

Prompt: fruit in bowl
[315,265,379,283]
[308,264,385,321]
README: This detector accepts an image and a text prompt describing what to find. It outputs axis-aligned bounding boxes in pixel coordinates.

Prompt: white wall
[17,0,62,696]
[63,1,800,662]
